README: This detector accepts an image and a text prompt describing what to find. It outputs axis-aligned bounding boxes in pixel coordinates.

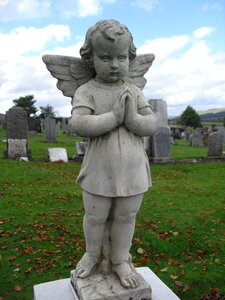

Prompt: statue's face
[92,32,130,83]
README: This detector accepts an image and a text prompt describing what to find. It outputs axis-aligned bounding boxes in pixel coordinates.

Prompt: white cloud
[0,0,51,21]
[138,35,190,61]
[141,30,225,116]
[0,24,73,116]
[193,27,214,39]
[131,0,159,11]
[202,1,223,11]
[55,0,117,18]
[0,0,117,21]
[1,24,225,118]
[0,24,70,59]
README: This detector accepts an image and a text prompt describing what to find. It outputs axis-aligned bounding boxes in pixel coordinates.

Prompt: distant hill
[198,108,225,115]
[169,108,225,123]
[198,108,225,122]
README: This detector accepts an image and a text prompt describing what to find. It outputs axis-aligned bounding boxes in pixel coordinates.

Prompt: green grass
[0,125,225,299]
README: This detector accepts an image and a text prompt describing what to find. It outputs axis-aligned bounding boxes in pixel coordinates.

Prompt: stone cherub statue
[43,19,157,292]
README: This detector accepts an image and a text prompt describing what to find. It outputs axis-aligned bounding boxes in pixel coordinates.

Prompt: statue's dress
[72,79,152,197]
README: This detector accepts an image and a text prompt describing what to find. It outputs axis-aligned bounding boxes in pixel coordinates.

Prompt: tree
[180,105,202,128]
[39,104,56,118]
[13,95,38,117]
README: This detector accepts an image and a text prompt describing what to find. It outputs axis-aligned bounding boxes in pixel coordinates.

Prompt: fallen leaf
[160,268,168,272]
[13,268,20,272]
[14,285,22,292]
[183,285,191,292]
[170,275,178,280]
[137,247,144,254]
[175,280,183,287]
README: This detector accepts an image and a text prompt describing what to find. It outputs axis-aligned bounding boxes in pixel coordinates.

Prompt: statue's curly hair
[80,19,136,68]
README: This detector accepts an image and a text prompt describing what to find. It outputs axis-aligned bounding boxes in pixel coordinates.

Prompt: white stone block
[34,267,180,300]
[48,148,68,162]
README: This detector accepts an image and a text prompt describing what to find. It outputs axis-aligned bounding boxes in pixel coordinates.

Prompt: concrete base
[70,268,151,300]
[34,267,180,300]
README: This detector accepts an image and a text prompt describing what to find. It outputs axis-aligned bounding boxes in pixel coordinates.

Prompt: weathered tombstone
[0,113,6,126]
[184,127,191,141]
[208,132,223,157]
[44,117,57,143]
[145,99,168,158]
[151,127,172,162]
[68,117,77,136]
[218,127,225,146]
[201,127,209,146]
[48,148,68,162]
[28,117,41,133]
[55,121,62,133]
[191,129,203,147]
[148,99,168,127]
[62,118,69,134]
[76,142,88,156]
[5,107,31,159]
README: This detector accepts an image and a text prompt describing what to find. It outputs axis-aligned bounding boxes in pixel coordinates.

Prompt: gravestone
[44,117,57,143]
[184,127,191,141]
[62,118,69,134]
[148,99,168,127]
[151,127,171,162]
[207,132,223,157]
[68,117,77,136]
[218,128,225,146]
[0,113,5,126]
[73,141,88,162]
[5,107,31,159]
[48,148,68,162]
[28,117,42,133]
[55,121,62,133]
[191,129,203,147]
[145,99,168,158]
[201,127,209,146]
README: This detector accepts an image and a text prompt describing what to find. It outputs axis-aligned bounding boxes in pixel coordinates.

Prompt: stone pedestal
[71,269,151,300]
[34,267,181,300]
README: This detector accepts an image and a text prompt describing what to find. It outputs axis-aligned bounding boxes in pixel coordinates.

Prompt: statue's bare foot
[112,261,139,288]
[75,253,99,278]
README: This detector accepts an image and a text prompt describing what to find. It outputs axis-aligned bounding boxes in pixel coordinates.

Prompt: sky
[0,0,225,117]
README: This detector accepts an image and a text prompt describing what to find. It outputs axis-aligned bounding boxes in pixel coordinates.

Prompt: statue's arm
[70,107,118,137]
[124,104,158,137]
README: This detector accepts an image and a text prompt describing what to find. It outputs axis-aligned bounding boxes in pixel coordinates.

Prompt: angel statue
[43,19,157,291]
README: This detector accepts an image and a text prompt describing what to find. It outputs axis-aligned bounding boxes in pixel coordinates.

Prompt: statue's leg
[75,190,112,278]
[111,193,143,288]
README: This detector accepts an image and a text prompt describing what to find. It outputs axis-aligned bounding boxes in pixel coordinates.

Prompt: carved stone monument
[5,107,31,159]
[151,126,171,162]
[191,129,203,147]
[208,132,223,157]
[44,117,57,143]
[42,19,163,300]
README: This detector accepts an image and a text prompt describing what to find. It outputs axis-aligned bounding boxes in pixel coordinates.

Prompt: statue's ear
[129,54,155,90]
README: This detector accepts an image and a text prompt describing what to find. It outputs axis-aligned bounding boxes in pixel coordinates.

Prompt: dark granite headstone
[5,107,30,159]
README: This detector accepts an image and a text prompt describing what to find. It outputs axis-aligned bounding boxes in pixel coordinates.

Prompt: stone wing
[129,54,155,90]
[42,54,95,98]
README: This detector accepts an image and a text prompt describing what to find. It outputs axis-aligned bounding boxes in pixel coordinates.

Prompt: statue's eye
[101,56,110,62]
[118,55,127,61]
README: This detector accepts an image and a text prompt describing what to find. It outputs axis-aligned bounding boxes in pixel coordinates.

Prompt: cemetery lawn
[0,128,225,299]
[0,158,224,300]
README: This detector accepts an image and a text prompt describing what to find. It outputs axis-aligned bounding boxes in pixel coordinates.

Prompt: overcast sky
[0,0,225,117]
